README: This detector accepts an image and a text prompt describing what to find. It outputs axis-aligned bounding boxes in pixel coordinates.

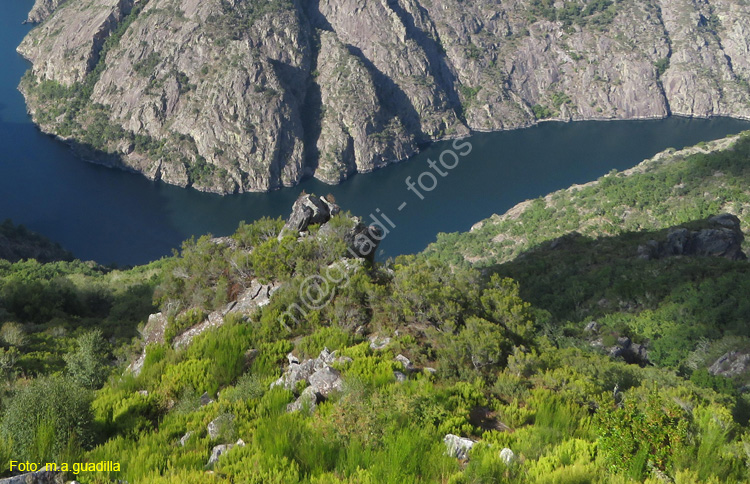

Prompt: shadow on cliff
[484,214,750,327]
[303,0,426,143]
[383,0,464,120]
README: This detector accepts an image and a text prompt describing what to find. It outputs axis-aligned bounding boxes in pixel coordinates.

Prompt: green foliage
[596,391,689,478]
[64,329,109,389]
[164,308,206,344]
[532,104,554,119]
[655,57,671,77]
[1,376,94,463]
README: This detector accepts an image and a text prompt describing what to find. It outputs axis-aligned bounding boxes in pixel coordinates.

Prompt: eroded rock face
[19,0,750,194]
[25,0,68,24]
[709,351,750,377]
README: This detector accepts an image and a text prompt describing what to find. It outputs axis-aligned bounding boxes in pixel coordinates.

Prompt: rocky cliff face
[18,0,750,193]
[25,0,68,24]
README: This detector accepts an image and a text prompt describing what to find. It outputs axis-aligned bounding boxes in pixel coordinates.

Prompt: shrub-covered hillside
[2,137,750,483]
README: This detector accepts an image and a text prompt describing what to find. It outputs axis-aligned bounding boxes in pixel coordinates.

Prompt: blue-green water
[2,0,750,265]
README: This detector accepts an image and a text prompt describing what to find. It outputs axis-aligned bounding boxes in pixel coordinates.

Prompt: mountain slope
[17,0,750,193]
[2,137,750,482]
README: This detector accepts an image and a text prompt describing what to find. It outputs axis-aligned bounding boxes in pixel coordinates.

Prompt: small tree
[0,322,26,348]
[64,329,109,389]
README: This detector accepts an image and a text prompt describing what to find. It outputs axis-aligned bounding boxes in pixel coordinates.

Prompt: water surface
[2,0,750,265]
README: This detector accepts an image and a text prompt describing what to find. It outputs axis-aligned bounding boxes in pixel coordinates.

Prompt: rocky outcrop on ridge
[127,193,376,374]
[17,0,750,194]
[637,214,747,261]
[25,0,68,24]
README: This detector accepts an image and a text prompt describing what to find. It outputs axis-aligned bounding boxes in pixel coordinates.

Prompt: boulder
[280,194,334,238]
[308,366,344,397]
[369,335,391,351]
[608,337,649,366]
[395,354,414,372]
[394,371,407,382]
[499,447,516,464]
[271,359,317,391]
[200,392,214,406]
[207,444,233,467]
[287,386,318,413]
[229,280,281,315]
[444,434,475,460]
[637,214,746,261]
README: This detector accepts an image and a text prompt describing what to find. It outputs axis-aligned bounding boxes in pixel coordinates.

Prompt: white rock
[499,447,516,464]
[444,434,475,460]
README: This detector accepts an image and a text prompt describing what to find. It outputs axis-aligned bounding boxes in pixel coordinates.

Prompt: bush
[1,376,94,463]
[64,329,109,389]
[0,322,26,347]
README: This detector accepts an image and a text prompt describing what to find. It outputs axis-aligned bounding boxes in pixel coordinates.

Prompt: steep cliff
[25,0,67,24]
[18,0,750,193]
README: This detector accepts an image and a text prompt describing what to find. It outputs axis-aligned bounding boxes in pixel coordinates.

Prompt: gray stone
[394,371,407,382]
[179,431,193,447]
[369,335,391,351]
[499,447,516,464]
[709,351,750,377]
[271,358,317,391]
[308,366,344,397]
[0,468,62,484]
[443,434,475,460]
[639,215,747,261]
[287,386,318,413]
[207,444,233,467]
[200,392,214,406]
[395,354,414,372]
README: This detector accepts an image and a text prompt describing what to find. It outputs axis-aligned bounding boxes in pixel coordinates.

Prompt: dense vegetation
[2,135,750,482]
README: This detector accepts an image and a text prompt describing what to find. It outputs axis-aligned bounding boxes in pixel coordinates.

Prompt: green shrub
[64,329,109,389]
[1,376,94,463]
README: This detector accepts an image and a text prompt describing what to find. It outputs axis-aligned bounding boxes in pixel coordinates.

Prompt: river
[2,0,750,265]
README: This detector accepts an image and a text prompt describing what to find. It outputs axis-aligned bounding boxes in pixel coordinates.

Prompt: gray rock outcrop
[274,348,346,412]
[709,351,750,377]
[443,434,475,460]
[608,337,650,366]
[25,0,67,23]
[638,214,747,261]
[281,193,383,261]
[0,468,62,484]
